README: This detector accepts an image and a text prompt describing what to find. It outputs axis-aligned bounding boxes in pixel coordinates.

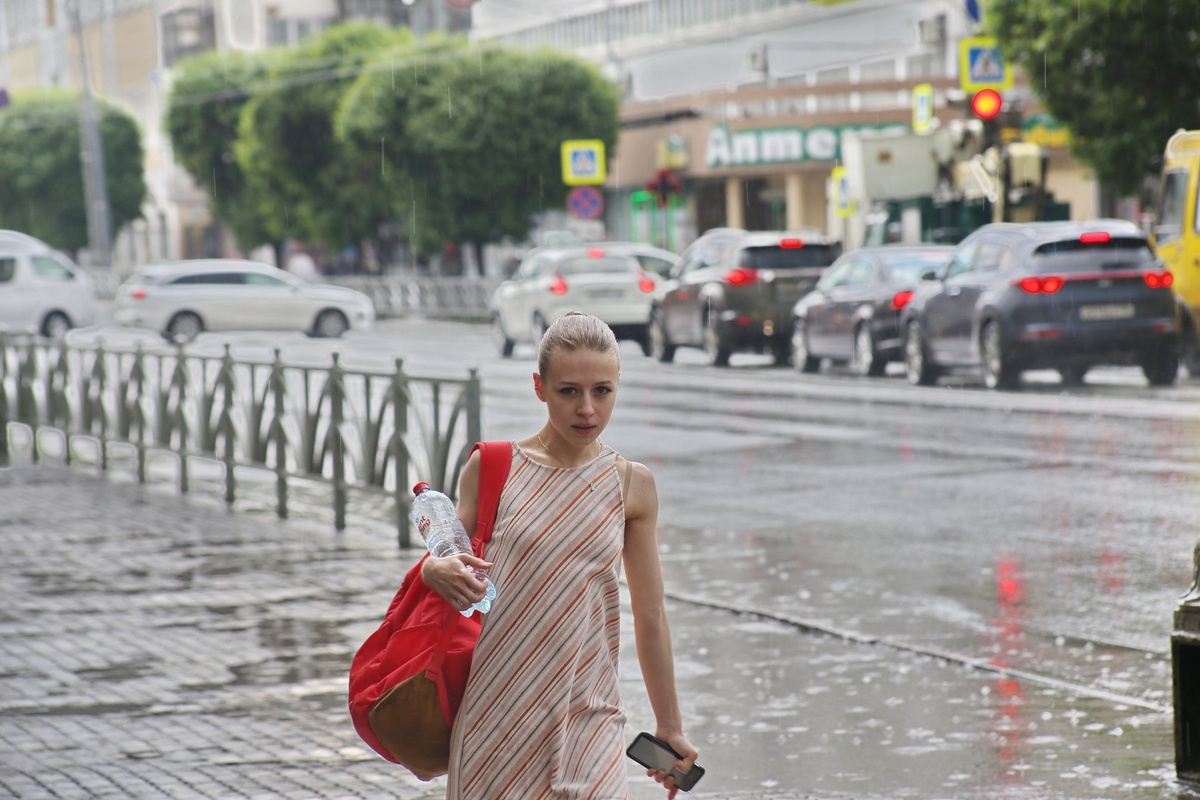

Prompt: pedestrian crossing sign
[958,37,1013,92]
[561,139,607,186]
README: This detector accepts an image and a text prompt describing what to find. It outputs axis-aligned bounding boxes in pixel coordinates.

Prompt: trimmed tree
[235,21,410,251]
[987,0,1200,196]
[164,49,274,254]
[339,44,620,265]
[0,89,146,255]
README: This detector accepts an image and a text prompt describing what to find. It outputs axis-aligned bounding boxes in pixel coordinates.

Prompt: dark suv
[900,220,1180,389]
[650,228,839,366]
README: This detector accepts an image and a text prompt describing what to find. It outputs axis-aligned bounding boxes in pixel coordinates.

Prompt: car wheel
[1058,364,1088,386]
[635,324,653,357]
[1142,343,1180,386]
[312,309,349,338]
[791,319,818,373]
[703,313,730,367]
[41,311,71,340]
[492,314,514,357]
[650,307,675,363]
[980,320,1019,390]
[852,323,885,377]
[166,311,204,343]
[532,312,549,348]
[771,339,791,367]
[904,320,938,386]
[1181,322,1200,378]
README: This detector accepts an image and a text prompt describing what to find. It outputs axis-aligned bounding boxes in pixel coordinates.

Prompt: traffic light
[971,89,1002,120]
[645,169,682,208]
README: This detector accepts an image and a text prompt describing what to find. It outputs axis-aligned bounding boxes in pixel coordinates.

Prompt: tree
[0,89,146,255]
[164,50,274,253]
[338,44,620,263]
[235,22,410,251]
[987,0,1200,196]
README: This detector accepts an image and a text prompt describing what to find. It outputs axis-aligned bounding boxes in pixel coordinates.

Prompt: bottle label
[415,514,432,537]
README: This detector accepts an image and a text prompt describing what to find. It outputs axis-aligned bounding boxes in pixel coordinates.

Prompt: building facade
[472,0,1097,253]
[0,0,468,269]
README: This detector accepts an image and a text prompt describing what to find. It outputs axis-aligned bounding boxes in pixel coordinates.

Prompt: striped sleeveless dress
[447,441,628,800]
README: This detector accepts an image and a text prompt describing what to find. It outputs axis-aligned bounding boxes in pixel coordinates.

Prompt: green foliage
[165,49,273,252]
[339,44,620,255]
[235,21,411,248]
[0,89,146,253]
[987,0,1200,196]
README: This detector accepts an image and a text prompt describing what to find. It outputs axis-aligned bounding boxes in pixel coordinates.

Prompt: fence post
[393,356,410,549]
[0,335,8,467]
[329,352,346,531]
[217,344,237,506]
[16,337,38,464]
[271,347,288,520]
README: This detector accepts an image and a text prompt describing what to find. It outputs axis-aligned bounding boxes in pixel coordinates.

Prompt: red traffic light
[971,89,1002,120]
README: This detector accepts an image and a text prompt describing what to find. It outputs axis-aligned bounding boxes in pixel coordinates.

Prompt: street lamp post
[69,0,112,268]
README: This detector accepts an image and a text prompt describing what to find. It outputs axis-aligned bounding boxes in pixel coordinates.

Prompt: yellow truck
[1152,129,1200,375]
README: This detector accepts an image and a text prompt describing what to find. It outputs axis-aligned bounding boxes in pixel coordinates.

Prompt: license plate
[1079,303,1135,321]
[587,288,623,300]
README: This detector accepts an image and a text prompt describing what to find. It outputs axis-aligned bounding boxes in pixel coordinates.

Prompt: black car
[791,245,954,376]
[650,228,839,366]
[900,220,1180,389]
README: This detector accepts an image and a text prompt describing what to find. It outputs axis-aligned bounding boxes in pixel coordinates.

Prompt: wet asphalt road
[6,317,1200,799]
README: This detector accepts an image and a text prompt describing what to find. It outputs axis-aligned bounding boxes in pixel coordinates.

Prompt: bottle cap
[412,481,430,495]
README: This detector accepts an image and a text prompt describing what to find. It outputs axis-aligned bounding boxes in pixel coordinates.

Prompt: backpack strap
[471,441,512,547]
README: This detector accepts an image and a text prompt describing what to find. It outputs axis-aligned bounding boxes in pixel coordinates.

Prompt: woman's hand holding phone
[627,731,701,797]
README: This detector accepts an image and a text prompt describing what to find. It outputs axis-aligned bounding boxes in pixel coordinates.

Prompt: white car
[0,230,97,339]
[491,246,660,357]
[114,259,375,341]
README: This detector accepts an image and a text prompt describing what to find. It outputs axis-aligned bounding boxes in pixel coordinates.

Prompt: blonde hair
[537,312,620,377]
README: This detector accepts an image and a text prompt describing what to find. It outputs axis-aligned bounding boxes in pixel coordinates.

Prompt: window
[31,256,75,281]
[0,258,15,283]
[244,273,290,287]
[859,59,896,83]
[906,52,944,79]
[1155,169,1189,243]
[974,242,1010,273]
[946,241,979,278]
[161,7,216,68]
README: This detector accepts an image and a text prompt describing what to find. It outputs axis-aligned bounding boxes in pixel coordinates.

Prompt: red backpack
[348,441,511,780]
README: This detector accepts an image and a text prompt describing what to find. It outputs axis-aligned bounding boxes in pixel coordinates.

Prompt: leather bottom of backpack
[369,669,452,780]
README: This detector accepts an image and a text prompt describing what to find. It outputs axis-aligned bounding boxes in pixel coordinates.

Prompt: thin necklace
[536,432,600,469]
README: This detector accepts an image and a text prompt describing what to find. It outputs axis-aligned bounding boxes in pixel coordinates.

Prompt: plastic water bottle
[411,481,497,616]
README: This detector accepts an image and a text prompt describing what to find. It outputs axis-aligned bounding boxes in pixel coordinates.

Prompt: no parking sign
[567,186,604,220]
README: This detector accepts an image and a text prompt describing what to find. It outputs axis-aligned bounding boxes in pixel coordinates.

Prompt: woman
[422,312,698,799]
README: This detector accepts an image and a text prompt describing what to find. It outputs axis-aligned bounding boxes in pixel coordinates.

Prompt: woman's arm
[622,460,698,798]
[420,449,490,605]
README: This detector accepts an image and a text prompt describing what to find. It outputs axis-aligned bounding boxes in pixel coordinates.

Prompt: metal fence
[0,332,482,549]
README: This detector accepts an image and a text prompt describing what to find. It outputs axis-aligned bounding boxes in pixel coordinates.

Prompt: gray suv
[650,228,839,366]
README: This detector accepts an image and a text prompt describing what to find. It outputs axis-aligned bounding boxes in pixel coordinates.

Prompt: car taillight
[550,274,568,295]
[779,238,804,249]
[586,247,606,258]
[1079,231,1111,244]
[1017,275,1064,294]
[724,268,758,286]
[1145,270,1174,288]
[891,290,914,310]
[131,287,146,300]
[638,273,656,293]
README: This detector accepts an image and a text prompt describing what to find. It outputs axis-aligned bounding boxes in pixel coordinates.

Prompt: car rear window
[1031,237,1155,273]
[557,256,637,276]
[738,245,836,270]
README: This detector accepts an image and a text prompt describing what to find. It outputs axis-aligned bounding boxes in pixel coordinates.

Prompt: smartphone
[625,732,705,792]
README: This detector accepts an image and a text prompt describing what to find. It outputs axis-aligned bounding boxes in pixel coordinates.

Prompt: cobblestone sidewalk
[0,466,447,800]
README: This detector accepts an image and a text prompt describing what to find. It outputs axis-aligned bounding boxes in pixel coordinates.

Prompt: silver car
[491,247,661,357]
[0,230,97,339]
[114,259,375,341]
